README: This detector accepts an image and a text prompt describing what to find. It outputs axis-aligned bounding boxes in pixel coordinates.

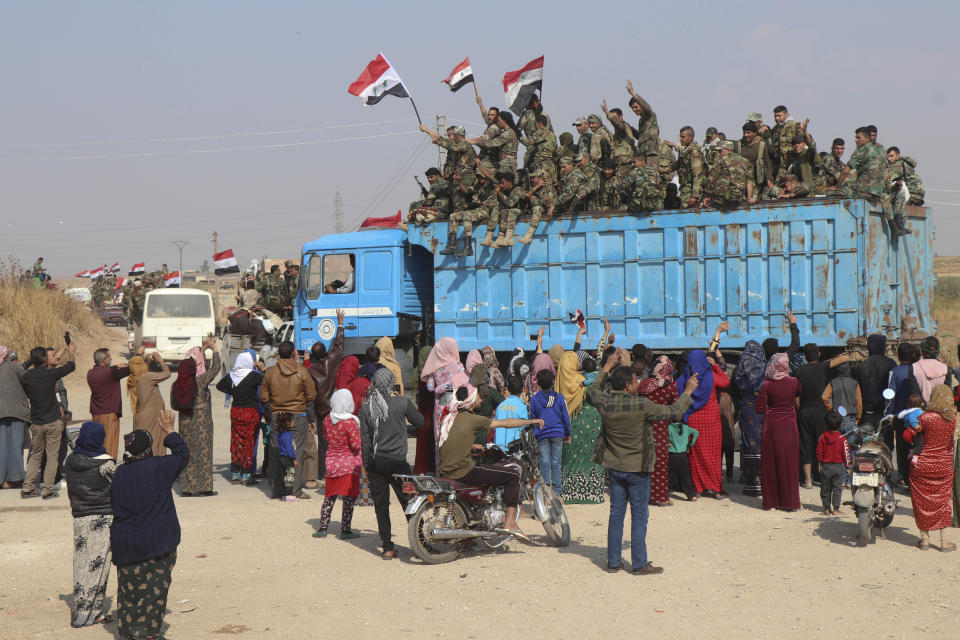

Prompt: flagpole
[408,96,423,126]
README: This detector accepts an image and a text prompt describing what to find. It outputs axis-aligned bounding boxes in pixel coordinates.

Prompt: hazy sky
[3,1,958,275]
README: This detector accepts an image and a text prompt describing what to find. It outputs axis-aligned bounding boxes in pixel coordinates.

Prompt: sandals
[941,542,957,553]
[507,528,532,544]
[916,539,930,550]
[382,549,397,559]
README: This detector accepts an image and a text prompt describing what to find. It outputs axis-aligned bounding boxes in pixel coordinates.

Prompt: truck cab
[295,229,433,356]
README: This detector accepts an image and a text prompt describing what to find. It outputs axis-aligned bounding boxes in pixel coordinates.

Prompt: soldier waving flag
[503,56,543,117]
[443,57,474,92]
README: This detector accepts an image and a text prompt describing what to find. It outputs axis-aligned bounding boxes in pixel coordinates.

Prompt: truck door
[357,248,398,339]
[302,251,359,346]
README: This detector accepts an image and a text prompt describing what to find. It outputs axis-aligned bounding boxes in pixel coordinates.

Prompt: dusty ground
[2,329,959,639]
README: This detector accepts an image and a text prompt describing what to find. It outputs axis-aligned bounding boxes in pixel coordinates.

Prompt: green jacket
[667,422,699,454]
[587,370,692,473]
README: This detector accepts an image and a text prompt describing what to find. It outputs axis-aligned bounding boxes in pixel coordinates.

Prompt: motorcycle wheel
[857,506,872,544]
[408,501,469,565]
[533,482,571,547]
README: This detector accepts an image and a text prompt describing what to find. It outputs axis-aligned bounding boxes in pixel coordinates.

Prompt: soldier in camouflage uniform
[740,122,775,200]
[420,124,477,213]
[573,117,593,162]
[702,141,755,208]
[474,99,502,169]
[576,154,601,211]
[259,265,286,316]
[407,167,451,226]
[880,146,923,238]
[666,127,706,208]
[836,127,886,208]
[557,132,576,165]
[820,138,846,191]
[769,106,800,178]
[284,261,299,317]
[517,170,555,244]
[702,127,720,173]
[625,80,660,165]
[555,157,593,214]
[517,94,552,168]
[586,114,613,167]
[656,139,676,199]
[782,132,822,194]
[601,101,637,176]
[769,173,810,200]
[469,166,525,248]
[519,115,558,186]
[622,152,663,212]
[468,111,519,178]
[596,160,627,211]
[126,280,146,345]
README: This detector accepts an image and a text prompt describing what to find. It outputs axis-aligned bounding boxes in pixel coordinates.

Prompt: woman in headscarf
[419,337,468,455]
[524,353,556,397]
[755,353,802,511]
[481,346,507,395]
[547,344,564,370]
[125,349,148,415]
[313,389,363,539]
[0,344,29,489]
[465,349,483,376]
[558,350,605,504]
[412,345,436,474]
[335,355,371,412]
[63,422,115,627]
[469,363,504,420]
[111,412,189,640]
[359,368,424,558]
[374,336,405,396]
[636,355,678,505]
[132,351,171,457]
[216,350,264,486]
[733,341,767,497]
[909,385,957,551]
[913,336,948,403]
[679,349,731,498]
[174,339,220,497]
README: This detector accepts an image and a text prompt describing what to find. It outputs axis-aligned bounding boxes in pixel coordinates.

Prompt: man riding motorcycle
[437,384,544,543]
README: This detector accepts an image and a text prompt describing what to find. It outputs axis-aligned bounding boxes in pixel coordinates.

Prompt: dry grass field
[934,257,960,368]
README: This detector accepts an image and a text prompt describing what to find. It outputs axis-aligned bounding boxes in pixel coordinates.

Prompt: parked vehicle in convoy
[397,426,570,564]
[139,288,215,363]
[97,303,127,327]
[220,318,294,374]
[849,389,898,545]
[295,200,935,375]
[65,287,92,303]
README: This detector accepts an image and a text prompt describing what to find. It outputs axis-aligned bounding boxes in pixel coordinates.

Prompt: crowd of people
[404,85,927,256]
[2,316,959,630]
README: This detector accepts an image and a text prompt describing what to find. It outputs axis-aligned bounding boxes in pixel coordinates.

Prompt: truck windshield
[145,295,212,318]
[305,253,354,299]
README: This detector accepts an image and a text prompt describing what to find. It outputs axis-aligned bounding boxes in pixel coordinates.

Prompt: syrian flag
[443,57,474,92]
[129,262,145,276]
[213,249,240,275]
[115,277,126,291]
[109,262,120,273]
[348,53,410,105]
[164,271,181,287]
[75,270,89,278]
[89,266,104,280]
[503,55,544,117]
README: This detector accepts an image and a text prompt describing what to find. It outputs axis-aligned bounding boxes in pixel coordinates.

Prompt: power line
[927,188,960,193]
[927,201,960,207]
[28,118,418,148]
[65,130,418,160]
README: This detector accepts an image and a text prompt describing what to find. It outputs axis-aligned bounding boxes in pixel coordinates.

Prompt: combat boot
[456,235,474,258]
[517,225,536,245]
[894,214,912,237]
[479,228,495,247]
[439,231,458,255]
[496,228,515,247]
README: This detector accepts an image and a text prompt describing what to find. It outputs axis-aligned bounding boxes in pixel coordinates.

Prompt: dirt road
[2,330,958,639]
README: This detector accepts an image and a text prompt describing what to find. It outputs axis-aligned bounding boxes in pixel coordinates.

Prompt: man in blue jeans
[588,349,697,574]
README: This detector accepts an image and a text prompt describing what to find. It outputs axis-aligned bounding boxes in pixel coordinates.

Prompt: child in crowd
[275,412,298,502]
[900,393,925,458]
[493,376,529,448]
[529,369,570,497]
[667,422,699,500]
[816,412,850,515]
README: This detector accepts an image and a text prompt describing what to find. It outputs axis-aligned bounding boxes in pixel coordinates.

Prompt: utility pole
[435,114,447,167]
[171,240,190,288]
[334,192,343,233]
[212,231,218,256]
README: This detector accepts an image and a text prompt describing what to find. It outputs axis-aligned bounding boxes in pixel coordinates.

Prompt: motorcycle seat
[436,477,484,490]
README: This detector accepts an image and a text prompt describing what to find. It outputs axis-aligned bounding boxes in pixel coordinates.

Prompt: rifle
[414,176,429,198]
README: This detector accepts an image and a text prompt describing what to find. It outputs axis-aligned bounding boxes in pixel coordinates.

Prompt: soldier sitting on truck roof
[701,141,755,209]
[516,169,555,245]
[405,167,450,229]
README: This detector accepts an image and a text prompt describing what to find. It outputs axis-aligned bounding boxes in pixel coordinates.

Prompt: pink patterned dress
[322,416,362,497]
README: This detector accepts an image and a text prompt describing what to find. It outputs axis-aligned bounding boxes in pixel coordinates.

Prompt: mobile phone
[528,334,539,341]
[64,331,71,346]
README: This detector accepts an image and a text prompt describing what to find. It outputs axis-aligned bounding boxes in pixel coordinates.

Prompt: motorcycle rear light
[857,461,875,472]
[401,482,415,494]
[426,494,434,503]
[142,337,157,348]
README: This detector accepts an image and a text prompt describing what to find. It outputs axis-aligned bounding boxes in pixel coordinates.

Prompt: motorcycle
[845,389,898,545]
[397,426,571,564]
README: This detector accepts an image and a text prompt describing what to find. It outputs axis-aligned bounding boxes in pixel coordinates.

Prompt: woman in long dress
[733,341,767,497]
[125,353,148,416]
[637,356,678,505]
[216,350,264,485]
[174,341,220,496]
[419,337,468,459]
[755,353,802,511]
[679,350,730,498]
[374,336,405,396]
[132,352,171,457]
[63,422,115,627]
[909,385,957,551]
[335,356,371,411]
[558,350,605,504]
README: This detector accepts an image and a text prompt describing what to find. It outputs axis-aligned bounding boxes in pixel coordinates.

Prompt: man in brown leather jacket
[306,309,345,482]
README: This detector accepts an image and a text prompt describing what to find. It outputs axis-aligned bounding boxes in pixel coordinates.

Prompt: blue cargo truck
[294,199,934,372]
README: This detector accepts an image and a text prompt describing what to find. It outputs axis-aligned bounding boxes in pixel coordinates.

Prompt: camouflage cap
[747,112,763,122]
[559,156,575,165]
[587,114,602,125]
[574,153,587,162]
[705,126,718,136]
[572,116,587,126]
[718,140,734,151]
[455,126,466,136]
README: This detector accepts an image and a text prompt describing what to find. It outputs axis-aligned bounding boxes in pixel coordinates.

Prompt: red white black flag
[443,57,474,92]
[89,266,105,280]
[213,249,240,275]
[348,53,410,105]
[75,270,89,278]
[164,271,181,287]
[129,262,145,276]
[502,56,543,116]
[109,262,120,273]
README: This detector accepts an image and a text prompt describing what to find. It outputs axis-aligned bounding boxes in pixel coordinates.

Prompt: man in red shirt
[87,347,131,458]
